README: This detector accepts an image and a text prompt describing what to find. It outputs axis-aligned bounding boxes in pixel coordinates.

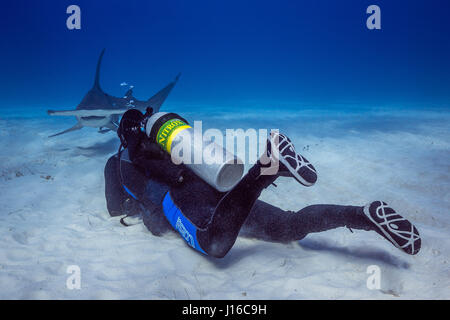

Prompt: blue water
[0,0,449,113]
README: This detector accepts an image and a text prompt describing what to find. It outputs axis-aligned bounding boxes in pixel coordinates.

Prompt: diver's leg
[239,200,372,242]
[104,151,172,234]
[104,155,128,217]
[240,200,421,255]
[195,132,318,258]
[196,163,278,257]
[118,154,175,234]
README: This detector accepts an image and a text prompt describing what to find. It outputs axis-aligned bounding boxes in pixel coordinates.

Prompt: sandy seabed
[0,106,449,299]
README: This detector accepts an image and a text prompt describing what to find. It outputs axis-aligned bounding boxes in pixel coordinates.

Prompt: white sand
[0,107,449,299]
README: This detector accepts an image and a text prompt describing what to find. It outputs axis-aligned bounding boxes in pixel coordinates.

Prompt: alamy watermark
[366,265,381,290]
[165,121,281,175]
[65,5,381,31]
[366,5,381,30]
[66,265,81,290]
[66,5,81,30]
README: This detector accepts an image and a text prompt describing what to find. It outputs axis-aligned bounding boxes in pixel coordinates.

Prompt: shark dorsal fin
[93,49,105,90]
[124,88,133,98]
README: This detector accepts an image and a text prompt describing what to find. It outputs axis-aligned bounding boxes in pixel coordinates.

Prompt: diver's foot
[363,201,421,255]
[263,132,317,186]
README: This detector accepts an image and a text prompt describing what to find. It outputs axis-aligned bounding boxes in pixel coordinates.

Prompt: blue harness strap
[122,184,138,200]
[162,192,207,255]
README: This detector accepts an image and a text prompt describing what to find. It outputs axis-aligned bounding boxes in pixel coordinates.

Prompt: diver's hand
[138,139,167,160]
[132,153,186,187]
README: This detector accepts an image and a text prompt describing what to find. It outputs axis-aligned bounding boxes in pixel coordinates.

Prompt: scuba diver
[104,109,421,258]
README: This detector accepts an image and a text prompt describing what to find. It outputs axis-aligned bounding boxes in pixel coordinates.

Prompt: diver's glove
[138,139,168,160]
[129,133,186,185]
[132,153,186,187]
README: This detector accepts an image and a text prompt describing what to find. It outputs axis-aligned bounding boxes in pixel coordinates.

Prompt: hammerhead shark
[47,49,180,137]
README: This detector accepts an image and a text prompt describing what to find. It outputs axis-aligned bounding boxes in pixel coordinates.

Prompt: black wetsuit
[104,141,374,258]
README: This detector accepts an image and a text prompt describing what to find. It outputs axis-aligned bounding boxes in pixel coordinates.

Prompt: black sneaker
[265,132,317,187]
[363,201,421,255]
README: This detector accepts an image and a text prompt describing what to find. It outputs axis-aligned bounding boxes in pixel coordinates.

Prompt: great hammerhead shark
[47,49,180,137]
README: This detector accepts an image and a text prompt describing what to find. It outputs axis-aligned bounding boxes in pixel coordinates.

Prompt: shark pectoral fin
[48,123,83,138]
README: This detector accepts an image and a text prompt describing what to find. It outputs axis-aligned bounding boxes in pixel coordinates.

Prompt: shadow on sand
[206,238,409,270]
[74,138,120,157]
[206,243,276,269]
[298,238,410,269]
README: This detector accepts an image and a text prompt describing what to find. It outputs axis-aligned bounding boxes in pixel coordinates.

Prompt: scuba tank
[118,109,244,192]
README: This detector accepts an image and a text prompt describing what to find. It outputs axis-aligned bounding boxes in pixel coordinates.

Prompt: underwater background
[0,0,449,299]
[1,0,450,112]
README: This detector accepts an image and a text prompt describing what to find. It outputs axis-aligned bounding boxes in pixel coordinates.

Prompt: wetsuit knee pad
[162,192,207,255]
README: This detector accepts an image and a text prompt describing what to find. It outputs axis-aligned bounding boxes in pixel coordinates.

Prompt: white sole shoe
[268,132,317,186]
[363,201,421,255]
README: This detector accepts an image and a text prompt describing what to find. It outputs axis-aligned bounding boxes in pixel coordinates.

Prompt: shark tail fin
[48,123,83,138]
[147,73,181,112]
[93,49,106,90]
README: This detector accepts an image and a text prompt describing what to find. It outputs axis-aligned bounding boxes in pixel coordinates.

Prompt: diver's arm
[131,140,186,186]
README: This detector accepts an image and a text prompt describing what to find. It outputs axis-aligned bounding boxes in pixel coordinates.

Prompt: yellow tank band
[156,118,191,153]
[166,125,191,153]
